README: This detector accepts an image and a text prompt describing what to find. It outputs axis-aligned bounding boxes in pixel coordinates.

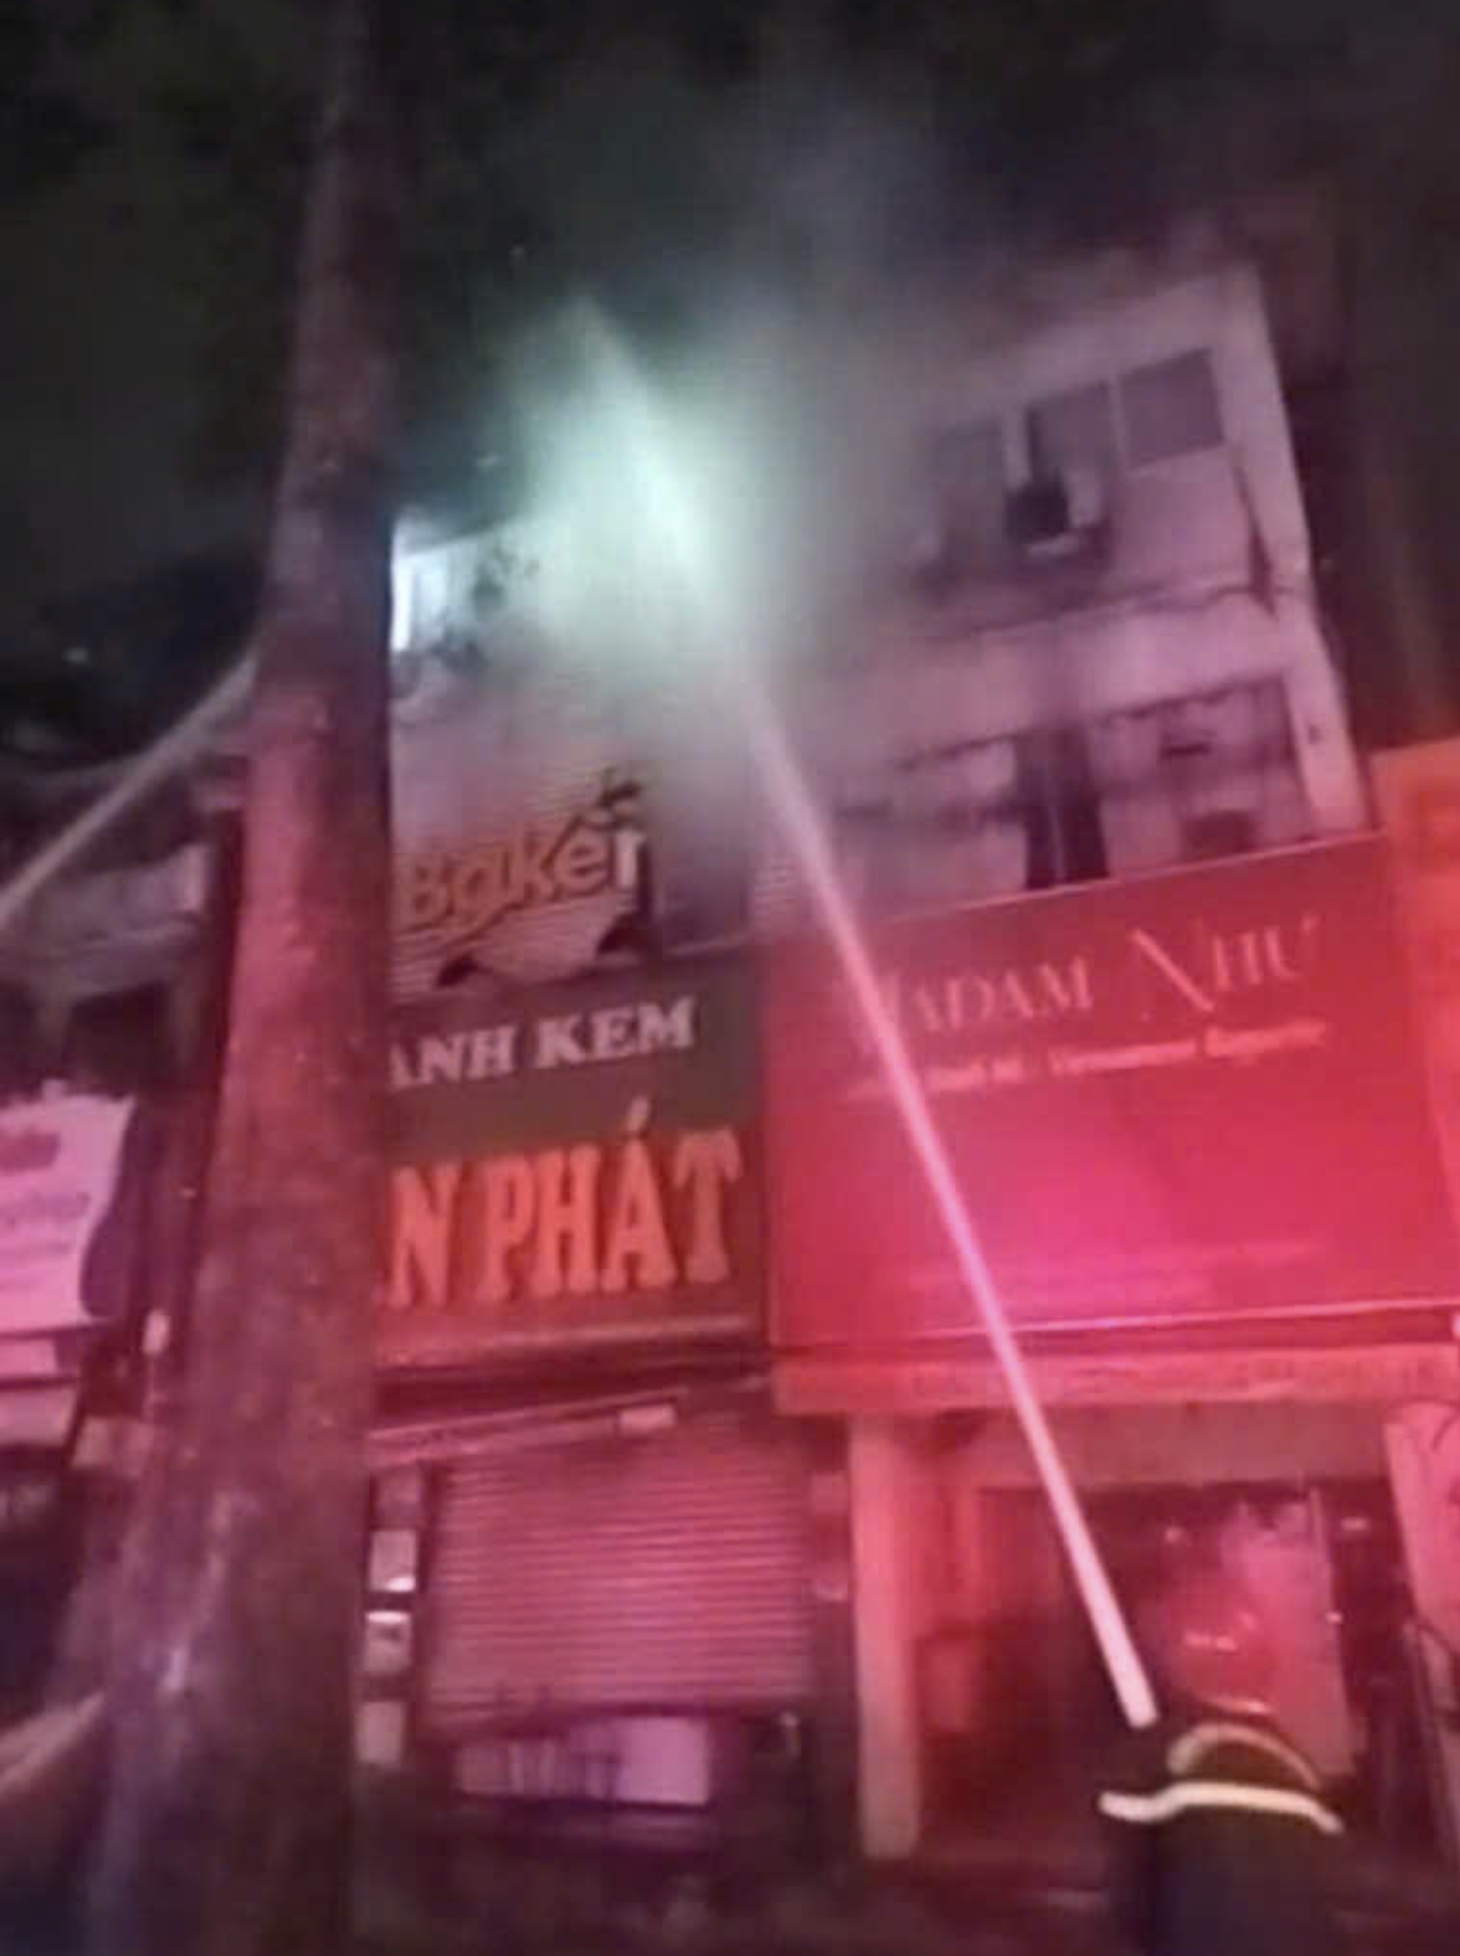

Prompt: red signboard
[765,837,1460,1351]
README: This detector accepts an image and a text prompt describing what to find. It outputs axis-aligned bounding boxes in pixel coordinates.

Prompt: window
[908,418,1008,587]
[1182,810,1258,860]
[927,412,1009,567]
[1086,680,1308,874]
[819,681,1307,920]
[1026,382,1117,484]
[1023,728,1108,887]
[830,728,1108,910]
[832,736,1030,907]
[1119,350,1222,467]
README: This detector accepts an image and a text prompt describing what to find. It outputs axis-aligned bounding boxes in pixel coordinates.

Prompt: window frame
[1116,347,1225,472]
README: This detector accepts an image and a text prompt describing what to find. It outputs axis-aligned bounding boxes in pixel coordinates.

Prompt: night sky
[0,154,253,620]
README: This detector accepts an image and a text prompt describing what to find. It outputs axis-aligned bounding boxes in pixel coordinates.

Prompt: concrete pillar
[806,1441,860,1864]
[1384,1402,1460,1870]
[847,1417,924,1859]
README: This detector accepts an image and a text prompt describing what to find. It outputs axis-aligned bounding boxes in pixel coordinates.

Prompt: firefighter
[1098,1565,1344,1956]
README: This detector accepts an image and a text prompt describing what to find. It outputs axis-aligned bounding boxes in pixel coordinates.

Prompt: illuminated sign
[382,958,760,1367]
[0,1095,136,1336]
[765,837,1460,1352]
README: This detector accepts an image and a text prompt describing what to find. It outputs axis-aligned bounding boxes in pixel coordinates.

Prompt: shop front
[366,955,826,1850]
[404,1410,815,1829]
[763,834,1460,1887]
[0,1087,151,1705]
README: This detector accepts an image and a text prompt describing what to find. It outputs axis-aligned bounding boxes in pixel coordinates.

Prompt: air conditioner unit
[1007,465,1109,564]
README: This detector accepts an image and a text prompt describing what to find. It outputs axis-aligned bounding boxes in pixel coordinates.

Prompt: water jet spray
[560,305,1158,1730]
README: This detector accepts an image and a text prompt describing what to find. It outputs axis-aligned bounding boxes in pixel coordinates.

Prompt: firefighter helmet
[1141,1567,1276,1712]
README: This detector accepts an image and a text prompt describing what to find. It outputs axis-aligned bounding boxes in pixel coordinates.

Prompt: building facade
[376,237,1460,1890]
[4,218,1458,1901]
[765,835,1460,1875]
[365,952,830,1848]
[366,569,820,1845]
[746,248,1460,1883]
[756,256,1363,929]
[0,767,225,1745]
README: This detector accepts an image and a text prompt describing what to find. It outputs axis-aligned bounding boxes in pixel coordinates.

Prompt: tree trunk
[86,1,403,1950]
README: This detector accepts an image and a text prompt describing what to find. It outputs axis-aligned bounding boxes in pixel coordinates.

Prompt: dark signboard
[765,837,1460,1351]
[383,956,760,1367]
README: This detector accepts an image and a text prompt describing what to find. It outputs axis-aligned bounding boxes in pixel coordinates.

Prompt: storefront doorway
[915,1470,1441,1886]
[414,1412,817,1840]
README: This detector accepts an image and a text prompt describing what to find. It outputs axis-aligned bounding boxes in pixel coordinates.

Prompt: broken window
[1087,679,1308,873]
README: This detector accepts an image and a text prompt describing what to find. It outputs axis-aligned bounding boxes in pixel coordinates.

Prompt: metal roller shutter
[423,1417,814,1730]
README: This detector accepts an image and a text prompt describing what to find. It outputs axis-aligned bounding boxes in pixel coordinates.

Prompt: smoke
[388,51,1025,951]
[489,62,987,676]
[472,179,1162,1729]
[395,46,1032,946]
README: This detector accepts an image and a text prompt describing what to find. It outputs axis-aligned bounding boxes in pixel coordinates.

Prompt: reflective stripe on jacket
[1098,1714,1342,1956]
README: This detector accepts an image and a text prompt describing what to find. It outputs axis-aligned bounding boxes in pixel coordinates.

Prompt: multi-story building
[377,229,1460,1903]
[377,222,1460,1901]
[0,560,240,1754]
[373,504,822,1850]
[756,252,1363,925]
[4,212,1457,1908]
[753,243,1460,1885]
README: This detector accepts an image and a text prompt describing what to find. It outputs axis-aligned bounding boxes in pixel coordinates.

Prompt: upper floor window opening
[904,346,1227,595]
[1025,380,1119,489]
[821,677,1309,919]
[1119,349,1223,468]
[1022,347,1224,489]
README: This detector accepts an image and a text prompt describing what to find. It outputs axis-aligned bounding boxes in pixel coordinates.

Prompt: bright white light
[535,306,1158,1731]
[513,301,877,693]
[388,550,412,653]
